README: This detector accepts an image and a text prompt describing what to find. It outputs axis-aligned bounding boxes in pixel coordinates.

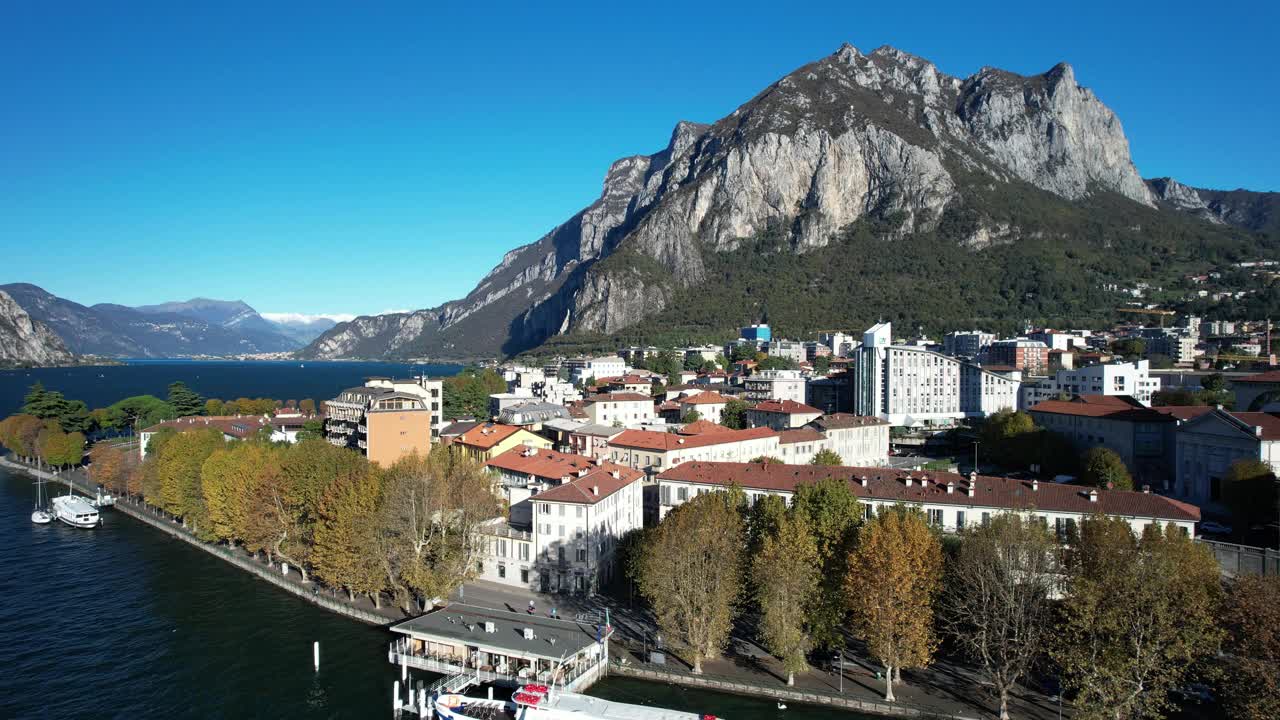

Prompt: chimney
[904,475,913,487]
[1031,479,1039,492]
[859,476,868,488]
[967,481,976,498]
[592,485,599,496]
[611,471,620,480]
[677,438,685,444]
[969,470,978,484]
[946,481,955,494]
[1142,484,1151,494]
[1088,489,1098,502]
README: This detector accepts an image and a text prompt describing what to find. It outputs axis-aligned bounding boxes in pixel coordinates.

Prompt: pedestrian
[528,599,535,614]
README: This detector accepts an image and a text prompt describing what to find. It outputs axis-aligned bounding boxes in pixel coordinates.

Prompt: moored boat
[31,477,53,524]
[52,494,100,528]
[431,684,722,720]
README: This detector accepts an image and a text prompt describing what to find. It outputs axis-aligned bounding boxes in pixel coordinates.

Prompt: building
[677,391,731,424]
[564,356,627,385]
[764,339,807,365]
[806,374,851,415]
[480,446,644,593]
[740,324,772,343]
[1026,330,1088,353]
[581,392,655,426]
[1020,360,1161,409]
[1233,369,1280,412]
[987,338,1050,375]
[364,376,445,441]
[323,385,434,466]
[600,375,654,395]
[1174,409,1280,507]
[608,426,781,476]
[943,330,994,358]
[489,391,537,419]
[497,402,571,428]
[744,369,807,404]
[139,415,274,459]
[452,423,553,463]
[656,462,1200,535]
[1030,396,1212,487]
[745,399,823,430]
[819,331,858,357]
[1142,330,1198,366]
[960,364,1022,418]
[808,414,890,467]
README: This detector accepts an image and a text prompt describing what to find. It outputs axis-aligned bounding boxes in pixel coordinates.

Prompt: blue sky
[2,1,1276,320]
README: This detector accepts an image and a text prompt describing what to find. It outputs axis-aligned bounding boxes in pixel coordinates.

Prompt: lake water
[0,360,465,418]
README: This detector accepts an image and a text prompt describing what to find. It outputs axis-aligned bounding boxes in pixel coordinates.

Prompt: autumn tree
[1080,447,1133,490]
[1055,517,1222,720]
[810,448,843,466]
[299,398,317,415]
[267,439,368,582]
[751,510,819,685]
[793,477,862,649]
[1219,576,1280,720]
[313,463,385,605]
[0,414,45,461]
[845,506,943,702]
[89,443,136,496]
[205,399,226,416]
[154,428,226,534]
[944,513,1058,720]
[745,494,788,556]
[638,488,745,673]
[202,443,278,544]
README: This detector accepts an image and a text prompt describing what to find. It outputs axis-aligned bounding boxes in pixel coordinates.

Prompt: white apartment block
[364,376,445,440]
[819,331,858,357]
[764,340,807,365]
[943,330,994,358]
[808,414,890,466]
[565,355,627,385]
[744,369,807,404]
[961,364,1021,418]
[583,392,655,426]
[656,462,1199,535]
[1020,360,1161,409]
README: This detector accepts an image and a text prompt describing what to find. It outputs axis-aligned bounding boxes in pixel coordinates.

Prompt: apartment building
[808,413,890,467]
[819,331,858,357]
[678,391,730,424]
[322,385,434,466]
[943,330,994,358]
[656,462,1200,535]
[452,423,553,463]
[745,399,823,430]
[744,369,807,404]
[364,376,445,440]
[608,426,780,476]
[1020,360,1161,409]
[987,338,1050,375]
[564,355,627,385]
[582,392,655,426]
[764,339,807,365]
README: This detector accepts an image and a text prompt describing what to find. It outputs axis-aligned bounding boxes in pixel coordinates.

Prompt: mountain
[1146,178,1280,239]
[301,43,1275,360]
[0,290,75,366]
[132,297,298,351]
[259,314,342,345]
[0,284,301,357]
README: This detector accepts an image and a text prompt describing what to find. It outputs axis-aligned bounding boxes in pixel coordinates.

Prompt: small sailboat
[31,478,52,524]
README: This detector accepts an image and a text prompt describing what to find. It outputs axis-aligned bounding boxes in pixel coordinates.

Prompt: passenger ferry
[51,494,100,528]
[431,684,720,720]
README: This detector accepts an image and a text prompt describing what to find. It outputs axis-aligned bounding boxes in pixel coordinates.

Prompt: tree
[205,398,226,416]
[721,398,749,430]
[89,443,135,495]
[845,506,943,702]
[57,400,94,434]
[0,414,45,460]
[1110,338,1146,358]
[1055,518,1222,720]
[752,510,819,686]
[268,439,370,581]
[22,382,69,419]
[813,355,831,375]
[154,428,226,533]
[980,409,1038,469]
[683,354,701,371]
[810,448,843,466]
[1222,459,1279,540]
[299,398,317,415]
[443,367,507,419]
[679,409,702,424]
[296,418,324,441]
[944,514,1058,720]
[745,493,788,556]
[202,443,278,544]
[167,382,205,416]
[1219,576,1280,720]
[313,462,385,604]
[1080,447,1133,490]
[1200,373,1226,392]
[107,395,177,431]
[794,478,863,650]
[638,489,745,673]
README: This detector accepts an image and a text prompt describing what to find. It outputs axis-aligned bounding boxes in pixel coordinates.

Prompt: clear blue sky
[3,1,1276,319]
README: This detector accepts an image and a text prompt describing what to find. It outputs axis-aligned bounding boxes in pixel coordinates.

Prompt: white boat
[32,478,53,524]
[431,684,722,720]
[52,494,100,528]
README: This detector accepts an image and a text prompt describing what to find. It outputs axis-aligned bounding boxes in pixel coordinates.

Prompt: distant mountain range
[0,284,339,360]
[300,43,1279,361]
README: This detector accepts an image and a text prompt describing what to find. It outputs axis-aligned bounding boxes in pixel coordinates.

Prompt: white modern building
[819,331,858,357]
[807,414,889,467]
[582,392,654,426]
[943,330,994,358]
[744,369,807,404]
[1020,360,1161,409]
[564,356,627,385]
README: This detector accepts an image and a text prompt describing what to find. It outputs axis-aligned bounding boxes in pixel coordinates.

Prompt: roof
[600,374,654,385]
[657,462,1200,522]
[586,392,653,403]
[533,465,643,505]
[1148,405,1216,421]
[778,428,825,445]
[390,604,599,660]
[679,391,729,405]
[571,422,625,438]
[810,413,889,430]
[1228,412,1280,440]
[440,420,481,437]
[487,446,603,480]
[751,399,822,415]
[1237,370,1280,384]
[455,423,527,449]
[677,420,733,435]
[143,415,269,438]
[610,426,777,452]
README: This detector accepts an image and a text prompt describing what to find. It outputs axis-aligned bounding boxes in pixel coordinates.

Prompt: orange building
[324,385,433,466]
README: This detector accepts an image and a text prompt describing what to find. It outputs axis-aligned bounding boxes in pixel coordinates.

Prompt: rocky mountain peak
[0,290,75,366]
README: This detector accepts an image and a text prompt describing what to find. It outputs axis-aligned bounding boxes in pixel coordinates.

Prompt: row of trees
[89,433,502,610]
[0,414,86,469]
[631,483,1260,720]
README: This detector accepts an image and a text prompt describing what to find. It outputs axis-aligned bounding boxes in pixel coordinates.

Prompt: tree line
[628,482,1276,720]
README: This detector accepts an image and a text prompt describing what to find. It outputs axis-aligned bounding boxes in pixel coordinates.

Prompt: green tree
[752,510,820,686]
[22,382,69,419]
[721,398,749,430]
[810,448,843,466]
[679,409,702,424]
[296,418,325,441]
[57,400,94,434]
[813,355,831,375]
[845,506,944,702]
[794,477,862,650]
[1055,518,1222,720]
[1222,460,1278,540]
[1219,576,1280,720]
[638,489,745,673]
[443,367,507,419]
[154,428,226,535]
[1200,373,1226,392]
[683,354,701,371]
[1110,338,1147,358]
[313,462,385,604]
[205,398,226,416]
[298,398,317,415]
[980,409,1038,469]
[1080,447,1133,490]
[167,381,205,416]
[108,395,177,431]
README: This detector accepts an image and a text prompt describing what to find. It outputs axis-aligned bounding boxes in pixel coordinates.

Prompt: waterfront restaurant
[388,604,609,689]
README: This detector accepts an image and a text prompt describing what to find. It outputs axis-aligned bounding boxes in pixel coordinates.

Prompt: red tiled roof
[1148,406,1216,421]
[456,423,527,449]
[680,391,729,405]
[678,420,732,435]
[1229,412,1280,440]
[534,465,643,504]
[143,415,270,438]
[1237,370,1280,384]
[1077,394,1143,407]
[587,392,653,403]
[656,400,682,411]
[487,445,639,485]
[751,399,822,415]
[610,426,777,451]
[658,462,1200,522]
[599,375,654,385]
[778,428,824,444]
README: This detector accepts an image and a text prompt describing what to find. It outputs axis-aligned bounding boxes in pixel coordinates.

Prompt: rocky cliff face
[0,290,75,366]
[300,43,1167,360]
[1148,177,1280,238]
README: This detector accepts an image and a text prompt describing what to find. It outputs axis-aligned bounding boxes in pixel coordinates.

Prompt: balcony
[357,439,368,450]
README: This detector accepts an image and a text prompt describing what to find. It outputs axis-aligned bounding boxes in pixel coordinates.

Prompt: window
[981,512,991,527]
[498,563,506,579]
[558,525,565,537]
[928,509,943,526]
[519,543,530,561]
[956,511,965,528]
[476,561,484,573]
[520,569,529,583]
[660,485,671,505]
[539,503,550,515]
[558,547,565,562]
[577,548,588,562]
[575,506,583,519]
[677,487,688,502]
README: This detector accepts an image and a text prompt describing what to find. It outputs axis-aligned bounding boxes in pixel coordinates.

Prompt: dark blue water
[0,360,464,418]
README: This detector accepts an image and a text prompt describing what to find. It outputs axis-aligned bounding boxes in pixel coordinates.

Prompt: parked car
[1198,521,1232,536]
